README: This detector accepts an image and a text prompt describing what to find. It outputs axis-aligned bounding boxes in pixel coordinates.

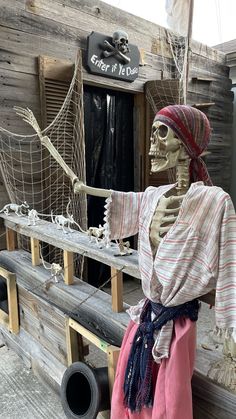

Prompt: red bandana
[154,105,212,186]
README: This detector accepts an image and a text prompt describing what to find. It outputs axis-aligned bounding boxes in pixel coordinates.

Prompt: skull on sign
[112,30,129,54]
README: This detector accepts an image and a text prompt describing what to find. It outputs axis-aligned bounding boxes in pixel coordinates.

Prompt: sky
[102,0,236,47]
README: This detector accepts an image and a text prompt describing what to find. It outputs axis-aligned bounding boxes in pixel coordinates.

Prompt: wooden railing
[0,213,215,312]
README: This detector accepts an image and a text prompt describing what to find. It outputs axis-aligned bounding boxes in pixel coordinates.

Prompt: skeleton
[115,239,132,257]
[27,209,40,226]
[103,30,130,64]
[87,224,105,246]
[51,200,86,234]
[15,106,236,385]
[14,107,188,252]
[0,201,29,216]
[39,245,63,283]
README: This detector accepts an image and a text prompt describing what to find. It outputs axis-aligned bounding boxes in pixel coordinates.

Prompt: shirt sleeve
[208,194,236,341]
[103,190,143,241]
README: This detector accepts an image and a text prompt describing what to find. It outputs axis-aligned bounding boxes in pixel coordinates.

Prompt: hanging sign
[86,31,140,82]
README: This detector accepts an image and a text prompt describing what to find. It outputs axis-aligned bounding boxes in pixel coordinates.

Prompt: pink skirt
[111,318,196,419]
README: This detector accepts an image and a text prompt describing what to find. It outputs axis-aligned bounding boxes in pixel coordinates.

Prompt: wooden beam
[63,250,74,285]
[111,267,123,313]
[6,228,16,251]
[0,267,19,334]
[30,237,40,266]
[65,317,84,365]
[192,77,214,83]
[192,102,215,108]
[0,215,140,279]
[107,345,120,396]
[68,318,109,352]
[7,272,19,334]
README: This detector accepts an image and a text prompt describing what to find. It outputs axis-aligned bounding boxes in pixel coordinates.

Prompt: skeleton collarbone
[149,191,185,252]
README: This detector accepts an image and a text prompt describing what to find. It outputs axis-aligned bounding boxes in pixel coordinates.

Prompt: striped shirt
[104,181,236,361]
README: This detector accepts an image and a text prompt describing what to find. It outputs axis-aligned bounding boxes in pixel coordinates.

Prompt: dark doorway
[83,85,134,286]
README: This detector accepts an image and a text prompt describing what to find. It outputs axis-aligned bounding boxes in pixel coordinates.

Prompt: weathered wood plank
[18,285,67,364]
[63,250,74,285]
[0,249,129,346]
[25,0,226,64]
[0,27,166,93]
[190,53,229,77]
[0,214,141,279]
[0,215,221,307]
[30,237,40,266]
[0,325,66,389]
[111,267,123,313]
[65,317,84,365]
[6,227,16,251]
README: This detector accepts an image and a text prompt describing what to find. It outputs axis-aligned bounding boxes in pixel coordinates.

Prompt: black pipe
[60,362,110,419]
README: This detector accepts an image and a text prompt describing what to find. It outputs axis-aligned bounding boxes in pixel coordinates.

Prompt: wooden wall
[0,0,233,214]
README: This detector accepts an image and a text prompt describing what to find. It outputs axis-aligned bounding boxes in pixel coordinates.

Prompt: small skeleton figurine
[40,245,63,283]
[115,239,132,256]
[103,30,130,64]
[0,201,29,216]
[87,224,105,246]
[51,212,75,234]
[27,209,40,226]
[51,201,86,234]
[47,262,63,283]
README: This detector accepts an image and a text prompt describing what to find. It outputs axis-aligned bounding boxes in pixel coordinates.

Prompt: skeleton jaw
[150,148,183,172]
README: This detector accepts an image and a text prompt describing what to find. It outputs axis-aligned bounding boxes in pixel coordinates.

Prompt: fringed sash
[123,298,200,412]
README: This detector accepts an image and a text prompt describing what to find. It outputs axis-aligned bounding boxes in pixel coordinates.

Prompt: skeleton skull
[112,30,129,53]
[149,121,187,172]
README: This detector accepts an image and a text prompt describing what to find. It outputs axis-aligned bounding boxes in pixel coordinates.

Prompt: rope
[0,51,87,275]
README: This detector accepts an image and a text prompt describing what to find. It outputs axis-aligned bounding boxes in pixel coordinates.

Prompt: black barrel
[60,362,110,419]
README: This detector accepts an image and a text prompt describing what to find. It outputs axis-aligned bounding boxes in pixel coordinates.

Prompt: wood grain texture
[0,214,217,306]
[0,325,66,389]
[1,214,141,279]
[0,249,129,346]
[111,267,123,313]
[6,227,16,251]
[30,237,40,266]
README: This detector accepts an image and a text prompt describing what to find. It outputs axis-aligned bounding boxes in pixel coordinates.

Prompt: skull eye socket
[151,125,157,135]
[158,125,168,139]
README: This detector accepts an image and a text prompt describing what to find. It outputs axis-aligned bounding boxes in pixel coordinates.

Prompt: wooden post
[65,317,84,365]
[7,273,19,334]
[64,250,74,285]
[107,345,120,396]
[111,267,123,313]
[6,228,16,251]
[0,267,19,335]
[30,237,40,266]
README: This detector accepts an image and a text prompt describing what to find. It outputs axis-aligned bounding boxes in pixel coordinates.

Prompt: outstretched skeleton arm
[14,107,111,198]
